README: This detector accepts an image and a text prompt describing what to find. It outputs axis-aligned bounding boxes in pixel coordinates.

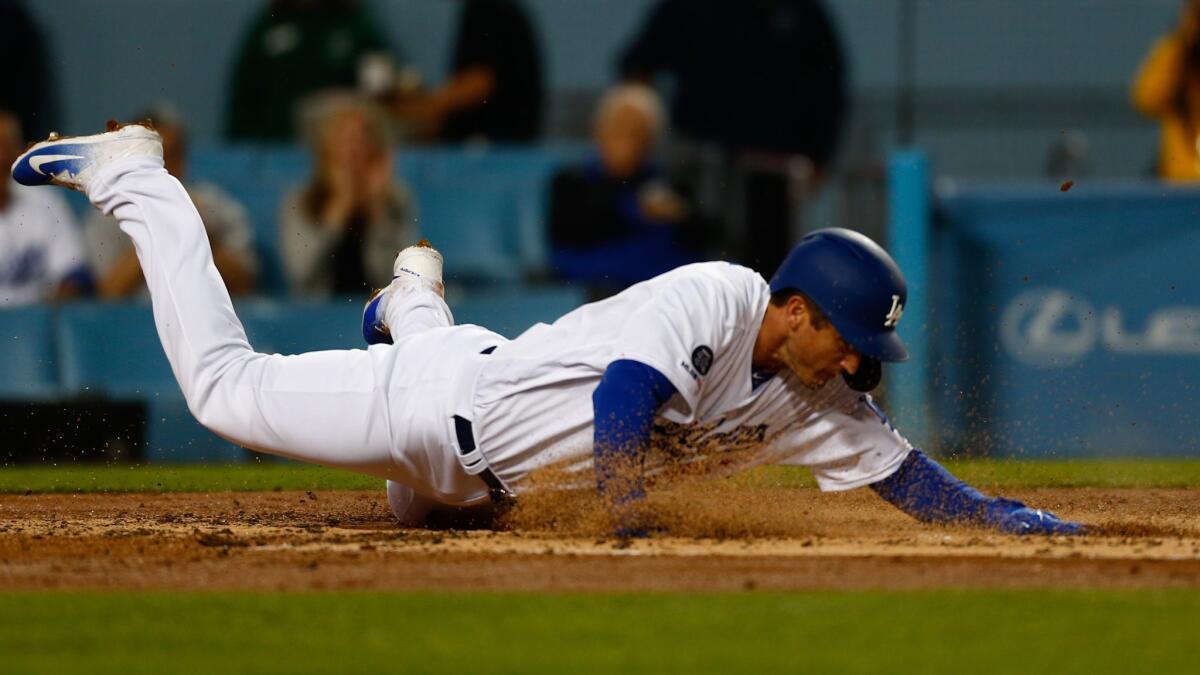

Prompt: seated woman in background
[86,104,258,298]
[1133,0,1200,181]
[548,84,704,298]
[281,94,417,298]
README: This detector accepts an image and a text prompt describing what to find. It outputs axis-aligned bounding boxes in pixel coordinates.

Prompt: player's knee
[387,481,436,527]
[184,389,235,441]
[180,354,259,438]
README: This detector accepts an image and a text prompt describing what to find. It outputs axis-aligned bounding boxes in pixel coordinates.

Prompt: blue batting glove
[988,498,1085,535]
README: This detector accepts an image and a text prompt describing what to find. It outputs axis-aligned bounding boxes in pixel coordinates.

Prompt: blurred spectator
[548,85,704,296]
[1133,0,1200,181]
[226,0,393,142]
[392,0,543,143]
[85,105,258,299]
[0,1,60,140]
[618,0,847,273]
[0,109,89,306]
[281,95,417,298]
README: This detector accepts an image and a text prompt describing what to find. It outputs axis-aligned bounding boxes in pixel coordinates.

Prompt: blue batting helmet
[768,228,908,362]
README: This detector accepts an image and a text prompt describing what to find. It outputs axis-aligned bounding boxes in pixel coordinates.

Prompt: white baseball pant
[86,156,497,519]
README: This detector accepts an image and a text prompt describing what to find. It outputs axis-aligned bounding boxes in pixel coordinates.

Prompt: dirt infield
[1,486,1198,591]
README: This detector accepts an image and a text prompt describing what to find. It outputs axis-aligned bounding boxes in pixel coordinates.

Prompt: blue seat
[56,303,172,392]
[449,285,587,338]
[56,303,240,462]
[412,182,524,283]
[402,146,584,277]
[238,299,364,354]
[0,306,60,399]
[241,289,587,352]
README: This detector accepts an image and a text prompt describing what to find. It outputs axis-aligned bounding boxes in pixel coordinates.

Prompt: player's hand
[988,498,1085,536]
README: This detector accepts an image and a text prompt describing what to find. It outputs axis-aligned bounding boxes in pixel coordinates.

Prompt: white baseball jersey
[0,181,86,305]
[469,262,913,492]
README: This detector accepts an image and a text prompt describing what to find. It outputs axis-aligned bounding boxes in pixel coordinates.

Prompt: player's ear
[787,295,807,331]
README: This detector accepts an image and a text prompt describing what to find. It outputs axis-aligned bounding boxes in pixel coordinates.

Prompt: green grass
[2,458,1199,494]
[0,462,381,494]
[944,458,1200,489]
[735,458,1200,490]
[0,590,1195,674]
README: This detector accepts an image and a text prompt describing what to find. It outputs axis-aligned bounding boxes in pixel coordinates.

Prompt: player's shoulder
[664,261,767,304]
[660,261,767,293]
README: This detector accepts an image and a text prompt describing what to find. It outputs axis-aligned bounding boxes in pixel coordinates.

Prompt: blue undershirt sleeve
[870,450,1085,535]
[592,359,678,504]
[869,449,995,525]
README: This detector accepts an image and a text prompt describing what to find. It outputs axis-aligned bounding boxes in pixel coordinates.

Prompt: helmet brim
[837,323,909,363]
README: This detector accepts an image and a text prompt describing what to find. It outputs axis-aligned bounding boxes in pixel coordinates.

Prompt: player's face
[779,304,862,390]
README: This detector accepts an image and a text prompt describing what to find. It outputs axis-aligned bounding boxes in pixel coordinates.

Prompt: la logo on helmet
[884,294,904,328]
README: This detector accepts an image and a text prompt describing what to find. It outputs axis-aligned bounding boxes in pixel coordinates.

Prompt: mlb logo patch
[691,345,713,376]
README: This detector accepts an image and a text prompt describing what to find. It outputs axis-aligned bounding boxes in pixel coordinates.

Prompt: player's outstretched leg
[11,124,406,480]
[361,240,454,345]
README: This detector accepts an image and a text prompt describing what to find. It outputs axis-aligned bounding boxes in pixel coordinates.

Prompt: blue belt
[453,415,513,506]
[454,345,512,506]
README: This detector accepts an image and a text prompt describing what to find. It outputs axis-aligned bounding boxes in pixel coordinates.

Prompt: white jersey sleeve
[611,263,758,415]
[775,382,913,491]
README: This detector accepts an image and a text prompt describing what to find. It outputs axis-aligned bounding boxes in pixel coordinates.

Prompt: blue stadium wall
[888,161,1200,458]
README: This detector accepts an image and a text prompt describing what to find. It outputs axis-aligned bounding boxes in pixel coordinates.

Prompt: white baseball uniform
[88,155,911,521]
[468,262,912,492]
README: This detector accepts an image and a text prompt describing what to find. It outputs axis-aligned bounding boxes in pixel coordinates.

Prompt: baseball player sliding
[13,122,1082,536]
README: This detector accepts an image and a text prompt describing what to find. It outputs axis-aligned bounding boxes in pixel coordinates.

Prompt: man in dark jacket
[394,0,544,143]
[619,0,847,274]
